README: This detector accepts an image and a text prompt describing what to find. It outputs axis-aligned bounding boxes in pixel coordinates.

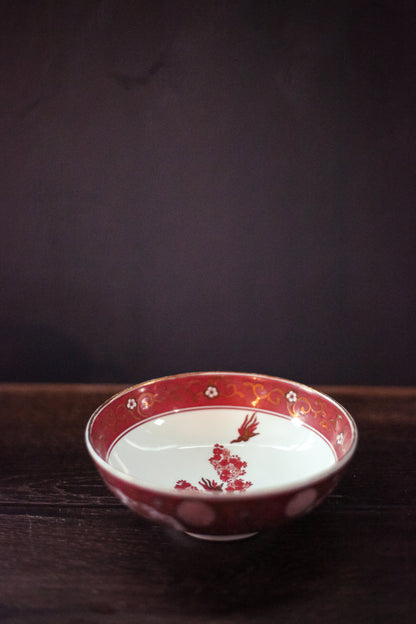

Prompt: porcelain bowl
[85,372,358,540]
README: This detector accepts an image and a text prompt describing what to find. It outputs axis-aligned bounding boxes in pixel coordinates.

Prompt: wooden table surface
[0,384,414,623]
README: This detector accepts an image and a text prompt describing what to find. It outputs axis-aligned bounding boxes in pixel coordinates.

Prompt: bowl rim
[85,371,359,500]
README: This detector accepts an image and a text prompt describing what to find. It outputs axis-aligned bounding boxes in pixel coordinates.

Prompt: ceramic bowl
[85,372,358,540]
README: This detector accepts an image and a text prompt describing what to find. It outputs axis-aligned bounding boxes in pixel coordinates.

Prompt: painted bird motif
[231,413,259,443]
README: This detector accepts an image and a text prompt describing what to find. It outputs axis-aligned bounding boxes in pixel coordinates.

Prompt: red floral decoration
[174,414,259,494]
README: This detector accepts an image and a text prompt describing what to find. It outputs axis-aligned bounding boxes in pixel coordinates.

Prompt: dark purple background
[1,1,415,384]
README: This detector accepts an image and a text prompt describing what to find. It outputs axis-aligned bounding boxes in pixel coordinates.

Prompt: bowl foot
[185,532,258,541]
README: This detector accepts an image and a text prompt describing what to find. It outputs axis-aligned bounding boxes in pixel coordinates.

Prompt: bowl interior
[87,373,357,496]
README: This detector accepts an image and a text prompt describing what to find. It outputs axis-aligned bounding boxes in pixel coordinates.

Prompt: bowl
[85,372,358,540]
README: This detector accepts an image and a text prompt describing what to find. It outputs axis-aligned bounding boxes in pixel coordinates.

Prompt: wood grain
[0,384,415,623]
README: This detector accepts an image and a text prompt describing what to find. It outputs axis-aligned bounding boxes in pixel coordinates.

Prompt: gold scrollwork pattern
[243,382,285,408]
[287,396,325,419]
[222,383,246,400]
[185,378,212,402]
[184,377,245,402]
[287,395,336,430]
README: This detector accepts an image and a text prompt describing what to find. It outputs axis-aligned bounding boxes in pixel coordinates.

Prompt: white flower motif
[110,487,184,531]
[204,385,219,399]
[286,391,297,403]
[336,432,344,445]
[126,398,137,410]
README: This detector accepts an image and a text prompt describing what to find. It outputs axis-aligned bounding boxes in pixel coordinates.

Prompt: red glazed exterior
[85,372,358,537]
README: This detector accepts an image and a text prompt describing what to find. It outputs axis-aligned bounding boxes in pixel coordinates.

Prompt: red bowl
[85,372,358,540]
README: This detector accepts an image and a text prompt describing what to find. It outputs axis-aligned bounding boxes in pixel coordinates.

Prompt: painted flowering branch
[174,444,253,493]
[174,414,260,493]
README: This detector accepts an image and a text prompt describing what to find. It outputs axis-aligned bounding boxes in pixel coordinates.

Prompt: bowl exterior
[86,372,358,537]
[94,460,343,536]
